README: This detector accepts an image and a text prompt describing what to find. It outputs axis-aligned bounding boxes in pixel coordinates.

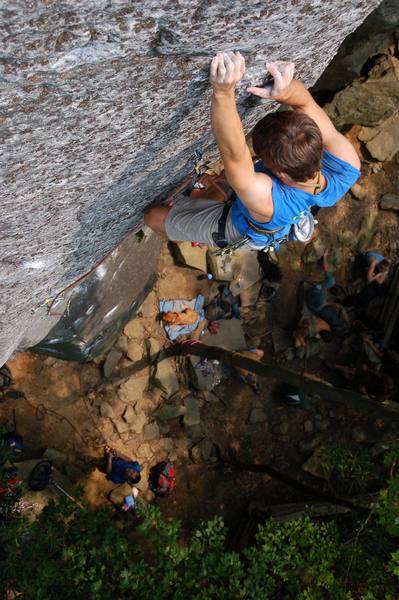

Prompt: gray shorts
[164,196,242,246]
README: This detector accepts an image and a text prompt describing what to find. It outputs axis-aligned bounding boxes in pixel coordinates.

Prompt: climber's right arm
[210,52,273,220]
[248,63,361,170]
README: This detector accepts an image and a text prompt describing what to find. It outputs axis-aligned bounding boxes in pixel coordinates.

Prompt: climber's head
[252,110,323,182]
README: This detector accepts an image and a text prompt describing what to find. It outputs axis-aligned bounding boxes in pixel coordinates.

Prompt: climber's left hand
[210,51,245,93]
[247,60,295,100]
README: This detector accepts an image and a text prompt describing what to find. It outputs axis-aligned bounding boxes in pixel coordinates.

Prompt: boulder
[312,1,399,94]
[325,57,399,127]
[123,405,136,424]
[159,438,175,452]
[154,404,186,421]
[118,375,148,405]
[108,395,129,419]
[143,422,160,441]
[359,111,399,161]
[139,291,158,319]
[43,447,68,469]
[173,241,208,272]
[201,319,246,351]
[136,444,154,461]
[198,439,215,461]
[148,337,161,354]
[112,418,130,435]
[124,319,145,341]
[135,464,150,493]
[229,250,263,295]
[103,348,123,378]
[207,251,237,281]
[183,396,201,427]
[129,411,148,435]
[186,424,203,441]
[380,193,399,211]
[126,339,144,362]
[174,437,191,449]
[115,334,129,354]
[154,358,180,398]
[159,423,171,435]
[100,401,114,419]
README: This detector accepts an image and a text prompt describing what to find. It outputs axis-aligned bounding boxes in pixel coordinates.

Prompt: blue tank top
[365,251,385,265]
[231,150,361,244]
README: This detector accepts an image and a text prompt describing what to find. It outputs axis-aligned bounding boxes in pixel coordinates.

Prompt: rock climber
[144,51,361,255]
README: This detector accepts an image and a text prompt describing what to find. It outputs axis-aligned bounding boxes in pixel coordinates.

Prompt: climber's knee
[143,205,171,233]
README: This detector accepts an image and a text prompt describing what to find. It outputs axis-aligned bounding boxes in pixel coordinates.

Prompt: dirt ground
[2,129,399,534]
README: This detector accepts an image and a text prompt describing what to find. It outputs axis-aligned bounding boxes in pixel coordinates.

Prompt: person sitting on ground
[293,315,332,349]
[364,251,390,285]
[305,250,348,333]
[104,446,141,485]
[332,362,393,402]
[108,483,139,513]
[144,53,360,255]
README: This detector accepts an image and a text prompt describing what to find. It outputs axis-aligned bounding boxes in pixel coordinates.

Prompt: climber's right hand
[210,51,245,93]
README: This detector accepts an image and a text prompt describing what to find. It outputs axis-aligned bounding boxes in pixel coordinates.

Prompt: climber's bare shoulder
[229,169,273,223]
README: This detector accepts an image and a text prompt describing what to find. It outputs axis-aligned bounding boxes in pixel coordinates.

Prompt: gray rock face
[1,0,379,366]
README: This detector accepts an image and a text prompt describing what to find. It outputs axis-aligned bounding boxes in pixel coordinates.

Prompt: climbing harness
[213,236,250,256]
[211,201,232,248]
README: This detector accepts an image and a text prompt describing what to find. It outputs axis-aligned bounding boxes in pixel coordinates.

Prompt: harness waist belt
[245,217,285,236]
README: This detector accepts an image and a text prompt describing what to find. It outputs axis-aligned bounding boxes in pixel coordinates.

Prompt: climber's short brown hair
[252,110,323,182]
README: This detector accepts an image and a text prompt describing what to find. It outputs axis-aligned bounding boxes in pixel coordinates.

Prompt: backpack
[149,462,175,497]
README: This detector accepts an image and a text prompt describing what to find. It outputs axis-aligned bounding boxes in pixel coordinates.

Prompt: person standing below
[144,52,361,253]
